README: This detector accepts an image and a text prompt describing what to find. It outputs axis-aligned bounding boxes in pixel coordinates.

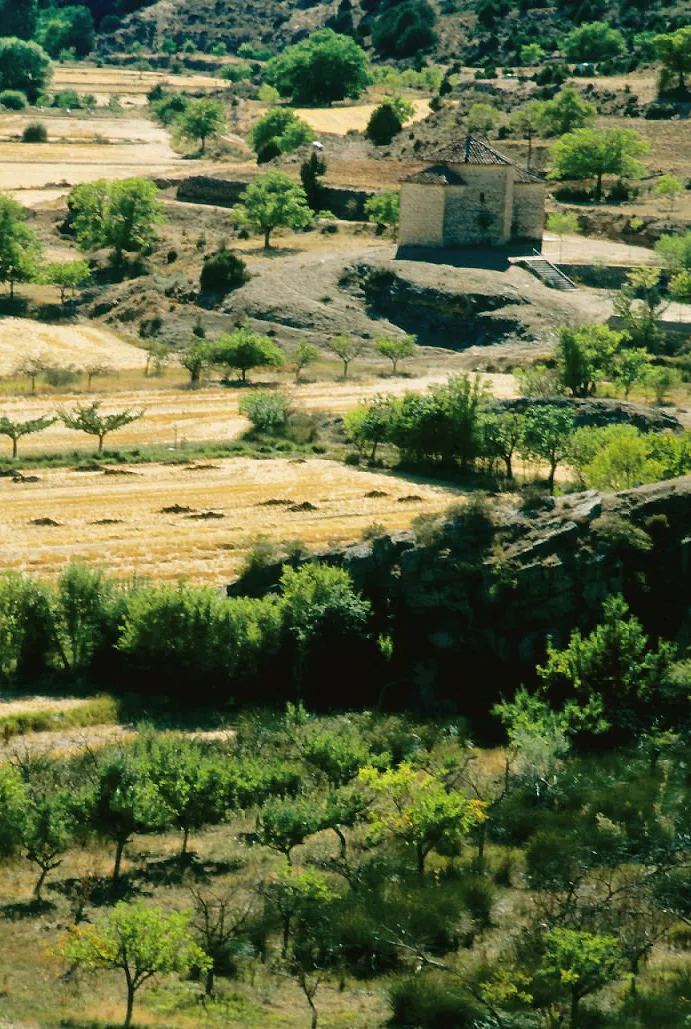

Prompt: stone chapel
[398,135,546,249]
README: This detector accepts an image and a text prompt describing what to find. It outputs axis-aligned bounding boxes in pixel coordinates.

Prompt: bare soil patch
[0,318,145,376]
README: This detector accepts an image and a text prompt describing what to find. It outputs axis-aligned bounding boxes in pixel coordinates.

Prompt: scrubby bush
[199,250,250,294]
[22,121,47,142]
[239,391,291,434]
[0,89,27,109]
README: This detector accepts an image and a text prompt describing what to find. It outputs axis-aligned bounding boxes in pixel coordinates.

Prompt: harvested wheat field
[0,458,460,583]
[0,319,145,376]
[0,372,517,453]
[292,97,431,135]
[51,63,222,102]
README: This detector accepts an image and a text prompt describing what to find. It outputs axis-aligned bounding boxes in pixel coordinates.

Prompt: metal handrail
[528,248,576,288]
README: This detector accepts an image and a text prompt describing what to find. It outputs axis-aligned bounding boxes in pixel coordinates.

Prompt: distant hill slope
[111,0,691,67]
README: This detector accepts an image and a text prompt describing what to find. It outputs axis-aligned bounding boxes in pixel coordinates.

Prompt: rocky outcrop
[229,476,691,713]
[493,397,683,434]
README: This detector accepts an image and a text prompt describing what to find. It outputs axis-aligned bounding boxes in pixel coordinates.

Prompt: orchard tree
[84,363,114,390]
[613,348,651,399]
[177,98,226,154]
[0,415,55,458]
[250,108,314,162]
[293,340,320,383]
[550,126,649,202]
[236,171,312,249]
[521,403,575,492]
[24,789,75,900]
[181,342,210,386]
[654,173,683,210]
[209,329,285,383]
[68,177,165,263]
[510,100,545,168]
[481,410,525,478]
[344,395,396,462]
[262,867,336,958]
[358,764,485,876]
[537,594,676,736]
[539,929,626,1026]
[562,21,626,63]
[145,736,227,855]
[365,189,400,239]
[653,27,691,92]
[59,402,144,452]
[265,29,369,105]
[89,752,171,884]
[547,211,580,262]
[0,38,51,100]
[0,193,42,298]
[375,334,417,374]
[556,324,623,397]
[15,355,47,394]
[60,904,209,1029]
[327,334,365,379]
[538,87,596,137]
[190,885,257,995]
[248,794,324,866]
[44,260,90,305]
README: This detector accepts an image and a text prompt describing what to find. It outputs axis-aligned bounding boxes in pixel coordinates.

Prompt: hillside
[108,0,691,66]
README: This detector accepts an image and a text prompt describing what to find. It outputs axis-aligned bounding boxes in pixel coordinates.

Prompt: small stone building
[399,136,546,249]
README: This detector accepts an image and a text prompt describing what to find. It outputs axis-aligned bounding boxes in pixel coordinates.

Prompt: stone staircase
[520,254,577,290]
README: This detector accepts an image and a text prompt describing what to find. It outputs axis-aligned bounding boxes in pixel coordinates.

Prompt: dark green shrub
[199,251,250,294]
[389,972,481,1029]
[22,121,48,142]
[372,0,437,58]
[0,89,28,110]
[365,102,402,145]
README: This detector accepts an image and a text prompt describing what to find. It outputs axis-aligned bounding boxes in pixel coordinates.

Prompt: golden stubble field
[0,457,461,583]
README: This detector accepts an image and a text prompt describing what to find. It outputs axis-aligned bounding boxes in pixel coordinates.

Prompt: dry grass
[0,318,145,376]
[289,97,431,135]
[0,456,462,583]
[52,62,222,101]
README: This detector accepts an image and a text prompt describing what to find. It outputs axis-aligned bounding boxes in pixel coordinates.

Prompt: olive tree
[375,334,417,374]
[60,903,209,1028]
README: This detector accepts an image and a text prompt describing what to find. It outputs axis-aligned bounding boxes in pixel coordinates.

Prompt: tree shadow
[49,874,143,909]
[132,855,244,889]
[0,897,56,920]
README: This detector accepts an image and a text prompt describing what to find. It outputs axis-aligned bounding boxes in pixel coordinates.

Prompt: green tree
[189,885,257,996]
[613,347,651,399]
[36,5,95,58]
[235,171,312,249]
[510,100,545,169]
[300,153,327,212]
[60,903,209,1028]
[365,189,400,239]
[250,109,313,162]
[562,21,626,63]
[293,340,320,383]
[358,764,485,876]
[466,102,500,135]
[521,404,575,492]
[669,268,691,308]
[549,126,649,202]
[68,177,165,263]
[44,260,90,305]
[520,42,545,65]
[365,102,403,146]
[371,0,438,59]
[0,192,41,298]
[654,173,683,210]
[0,38,51,100]
[209,329,286,383]
[537,594,676,736]
[89,752,171,884]
[24,788,75,900]
[613,265,668,349]
[344,395,395,461]
[537,87,596,137]
[177,98,226,154]
[144,736,227,855]
[556,324,622,398]
[653,27,691,92]
[0,0,38,39]
[59,401,144,452]
[583,430,663,490]
[547,211,580,262]
[481,410,525,478]
[0,765,29,858]
[326,334,365,379]
[239,390,291,433]
[375,334,417,374]
[263,867,336,958]
[181,342,210,386]
[250,794,324,866]
[265,29,369,105]
[539,929,626,1026]
[0,572,57,681]
[645,365,682,404]
[55,562,120,672]
[0,415,55,459]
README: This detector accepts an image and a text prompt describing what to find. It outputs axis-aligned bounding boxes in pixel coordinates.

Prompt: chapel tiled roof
[402,163,467,185]
[429,135,543,182]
